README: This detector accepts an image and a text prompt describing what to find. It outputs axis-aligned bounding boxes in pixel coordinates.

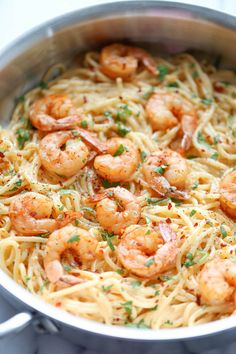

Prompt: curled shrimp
[94,137,140,182]
[91,186,141,234]
[44,225,98,283]
[142,149,189,200]
[29,94,83,131]
[220,170,236,219]
[117,223,178,278]
[146,93,198,152]
[39,130,90,178]
[100,43,156,80]
[9,192,80,236]
[199,258,236,309]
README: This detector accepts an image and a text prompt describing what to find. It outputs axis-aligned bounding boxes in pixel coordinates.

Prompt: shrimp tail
[151,176,188,200]
[75,128,107,154]
[56,211,82,228]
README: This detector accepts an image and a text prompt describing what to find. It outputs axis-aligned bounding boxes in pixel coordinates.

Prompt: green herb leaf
[192,181,199,190]
[147,197,170,205]
[63,265,72,272]
[131,281,141,288]
[113,144,125,157]
[102,179,120,189]
[39,81,48,89]
[125,319,150,329]
[116,268,124,275]
[157,64,169,81]
[197,132,211,150]
[140,151,147,163]
[59,189,73,195]
[16,95,25,104]
[104,111,113,118]
[144,257,155,267]
[201,98,212,105]
[121,301,133,316]
[190,209,196,217]
[67,235,80,243]
[164,320,173,325]
[81,120,88,128]
[10,179,23,191]
[220,224,227,239]
[101,284,113,292]
[213,135,220,145]
[39,232,50,238]
[116,104,132,122]
[101,230,115,251]
[71,130,79,136]
[167,82,179,88]
[187,155,198,160]
[16,128,30,149]
[116,122,131,137]
[186,252,193,261]
[210,152,219,160]
[142,86,154,99]
[154,164,168,175]
[154,290,160,296]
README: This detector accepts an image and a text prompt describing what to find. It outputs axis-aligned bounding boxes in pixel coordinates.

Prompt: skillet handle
[0,312,33,339]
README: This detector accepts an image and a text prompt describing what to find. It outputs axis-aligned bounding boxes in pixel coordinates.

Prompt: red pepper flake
[196,294,201,305]
[168,203,172,210]
[55,302,61,307]
[0,152,4,158]
[214,83,224,93]
[166,218,171,224]
[194,223,198,227]
[83,96,88,103]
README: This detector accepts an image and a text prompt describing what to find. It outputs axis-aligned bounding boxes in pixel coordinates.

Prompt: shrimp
[146,93,198,152]
[94,137,139,182]
[39,131,89,178]
[220,170,236,219]
[29,94,83,131]
[91,187,141,234]
[117,223,178,278]
[100,43,156,80]
[199,258,236,308]
[44,225,98,283]
[142,149,189,200]
[9,192,80,236]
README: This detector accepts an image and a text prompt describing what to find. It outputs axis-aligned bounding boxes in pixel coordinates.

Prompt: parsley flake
[67,235,80,243]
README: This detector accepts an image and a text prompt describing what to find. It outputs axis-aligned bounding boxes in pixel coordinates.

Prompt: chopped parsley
[157,64,169,81]
[16,128,30,149]
[16,95,25,104]
[101,230,115,251]
[141,151,147,162]
[104,111,113,118]
[155,290,160,296]
[220,224,227,239]
[101,284,113,292]
[197,132,211,149]
[121,301,133,316]
[38,81,48,89]
[147,197,170,205]
[67,235,80,243]
[187,155,198,160]
[10,179,22,192]
[142,86,154,99]
[164,320,173,325]
[116,104,132,122]
[80,120,88,128]
[116,122,131,137]
[131,280,141,288]
[125,319,150,329]
[144,257,155,267]
[154,164,168,175]
[183,252,194,268]
[71,130,79,136]
[190,209,196,217]
[116,268,124,275]
[167,81,179,88]
[63,265,72,272]
[113,144,126,157]
[59,189,73,195]
[102,179,120,189]
[201,98,212,105]
[192,181,199,190]
[210,152,219,160]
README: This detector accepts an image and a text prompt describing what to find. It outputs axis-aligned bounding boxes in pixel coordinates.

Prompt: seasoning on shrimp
[145,93,198,152]
[220,170,236,219]
[117,223,178,278]
[100,43,157,80]
[9,192,81,235]
[29,94,84,131]
[94,137,140,182]
[142,149,189,199]
[44,225,98,283]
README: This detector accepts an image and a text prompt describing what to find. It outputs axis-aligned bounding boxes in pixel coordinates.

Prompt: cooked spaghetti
[0,44,236,329]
